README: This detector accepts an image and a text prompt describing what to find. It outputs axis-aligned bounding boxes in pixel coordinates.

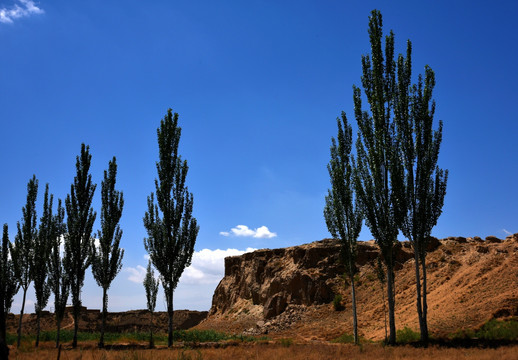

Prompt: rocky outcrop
[210,239,411,319]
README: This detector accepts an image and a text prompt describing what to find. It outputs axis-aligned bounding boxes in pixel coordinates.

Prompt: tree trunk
[167,288,174,347]
[35,310,41,347]
[348,258,359,345]
[420,252,429,344]
[99,287,107,348]
[149,311,154,348]
[0,309,9,359]
[56,316,62,349]
[386,257,396,345]
[412,242,426,342]
[72,304,79,348]
[16,287,27,347]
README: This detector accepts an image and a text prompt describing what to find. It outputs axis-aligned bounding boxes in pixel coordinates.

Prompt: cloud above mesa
[0,0,44,24]
[125,247,257,285]
[219,225,277,239]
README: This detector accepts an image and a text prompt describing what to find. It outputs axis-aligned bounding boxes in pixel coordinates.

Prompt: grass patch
[7,329,267,347]
[449,318,518,341]
[396,326,420,343]
[332,332,355,344]
[278,338,293,347]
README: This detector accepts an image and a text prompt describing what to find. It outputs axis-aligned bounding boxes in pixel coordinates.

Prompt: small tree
[144,261,159,348]
[91,157,124,348]
[64,143,97,348]
[393,61,448,343]
[144,109,199,347]
[1,224,20,358]
[48,199,69,348]
[12,175,38,347]
[33,184,54,347]
[324,113,363,345]
[352,10,402,344]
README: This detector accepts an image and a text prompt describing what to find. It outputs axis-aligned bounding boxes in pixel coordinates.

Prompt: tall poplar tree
[324,113,362,345]
[352,10,402,344]
[143,261,159,348]
[12,175,38,347]
[33,184,54,347]
[91,157,124,348]
[144,109,199,347]
[48,199,68,348]
[393,62,448,343]
[64,143,97,348]
[1,224,19,359]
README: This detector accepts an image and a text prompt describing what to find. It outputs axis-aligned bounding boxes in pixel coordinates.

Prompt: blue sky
[1,0,517,312]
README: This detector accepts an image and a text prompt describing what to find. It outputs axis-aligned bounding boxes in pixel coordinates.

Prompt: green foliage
[332,332,356,344]
[64,143,97,347]
[143,109,199,346]
[12,175,39,347]
[278,338,293,347]
[91,157,124,292]
[47,197,68,348]
[474,318,518,340]
[1,225,19,316]
[396,326,420,343]
[91,157,124,347]
[333,294,344,311]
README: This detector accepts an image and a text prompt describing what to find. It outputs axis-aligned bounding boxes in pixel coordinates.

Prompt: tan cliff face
[202,234,518,340]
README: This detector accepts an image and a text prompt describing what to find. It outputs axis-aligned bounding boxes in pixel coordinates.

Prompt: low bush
[333,294,344,311]
[396,326,420,343]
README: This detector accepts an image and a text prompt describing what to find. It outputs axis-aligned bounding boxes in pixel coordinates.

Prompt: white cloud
[219,225,277,239]
[502,229,512,236]
[125,265,147,284]
[0,0,44,24]
[180,247,257,285]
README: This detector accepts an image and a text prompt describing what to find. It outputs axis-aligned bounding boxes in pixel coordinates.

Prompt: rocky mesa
[200,234,518,340]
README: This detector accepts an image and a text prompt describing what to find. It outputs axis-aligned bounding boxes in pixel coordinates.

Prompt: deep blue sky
[1,0,517,312]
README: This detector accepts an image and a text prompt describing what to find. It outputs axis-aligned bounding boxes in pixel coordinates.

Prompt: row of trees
[324,10,448,345]
[0,109,199,355]
[0,145,125,356]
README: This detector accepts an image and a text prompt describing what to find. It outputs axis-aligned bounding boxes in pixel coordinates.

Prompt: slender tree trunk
[72,304,79,348]
[0,310,9,359]
[56,316,62,348]
[17,287,27,347]
[35,310,41,347]
[348,258,359,345]
[167,289,174,347]
[99,287,107,348]
[412,242,426,342]
[386,255,396,345]
[420,252,429,344]
[149,311,154,348]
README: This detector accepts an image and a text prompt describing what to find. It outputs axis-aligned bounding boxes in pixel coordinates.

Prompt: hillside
[197,234,518,341]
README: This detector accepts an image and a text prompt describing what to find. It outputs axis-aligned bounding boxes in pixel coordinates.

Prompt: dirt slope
[197,235,518,341]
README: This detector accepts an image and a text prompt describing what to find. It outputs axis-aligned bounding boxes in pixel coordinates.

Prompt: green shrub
[332,332,355,343]
[279,338,293,347]
[475,318,518,340]
[333,294,344,311]
[396,326,420,343]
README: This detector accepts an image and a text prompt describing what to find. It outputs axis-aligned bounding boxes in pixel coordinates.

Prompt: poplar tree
[324,113,362,345]
[352,10,401,345]
[91,157,124,348]
[1,224,19,359]
[12,175,38,347]
[393,61,448,343]
[33,184,54,347]
[64,143,97,348]
[144,109,199,347]
[48,199,68,348]
[143,261,159,348]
